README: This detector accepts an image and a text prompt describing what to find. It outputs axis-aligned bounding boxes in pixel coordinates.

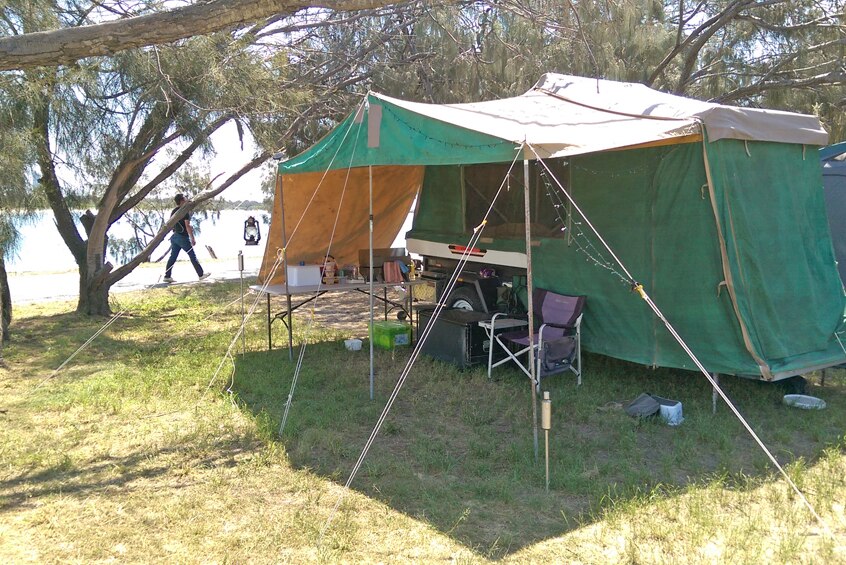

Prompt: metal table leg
[383,287,388,320]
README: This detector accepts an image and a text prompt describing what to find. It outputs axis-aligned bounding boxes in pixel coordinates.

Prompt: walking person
[163,194,210,283]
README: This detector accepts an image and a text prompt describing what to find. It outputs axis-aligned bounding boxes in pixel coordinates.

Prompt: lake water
[7,209,412,274]
[7,209,271,274]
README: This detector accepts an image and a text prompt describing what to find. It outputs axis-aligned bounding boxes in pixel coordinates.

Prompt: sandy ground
[7,256,261,304]
[7,258,433,347]
[267,283,432,342]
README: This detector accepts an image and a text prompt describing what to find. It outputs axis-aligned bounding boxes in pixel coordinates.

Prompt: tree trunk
[0,256,10,343]
[76,210,113,315]
[78,274,112,316]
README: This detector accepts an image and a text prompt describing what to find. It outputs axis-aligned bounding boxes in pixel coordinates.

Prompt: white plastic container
[652,395,684,426]
[783,394,826,410]
[344,338,362,351]
[287,265,321,286]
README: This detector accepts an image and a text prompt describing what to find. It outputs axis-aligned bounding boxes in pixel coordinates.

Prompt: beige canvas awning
[259,165,422,285]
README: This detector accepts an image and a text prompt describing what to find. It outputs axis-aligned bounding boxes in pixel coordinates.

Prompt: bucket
[344,338,362,351]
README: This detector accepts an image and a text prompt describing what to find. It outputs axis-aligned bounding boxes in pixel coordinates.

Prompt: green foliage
[0,1,319,311]
[0,43,41,324]
[0,67,41,234]
[653,1,846,138]
[346,0,845,142]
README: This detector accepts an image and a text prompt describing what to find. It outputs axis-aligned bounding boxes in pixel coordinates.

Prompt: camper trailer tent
[821,141,846,285]
[259,74,846,381]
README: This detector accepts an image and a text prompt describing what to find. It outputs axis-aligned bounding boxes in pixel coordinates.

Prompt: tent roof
[281,73,828,174]
[820,140,846,161]
[531,74,828,147]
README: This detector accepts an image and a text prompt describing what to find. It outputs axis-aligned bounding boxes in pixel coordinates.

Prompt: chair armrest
[542,322,575,330]
[539,323,577,342]
[505,313,529,322]
[542,313,583,331]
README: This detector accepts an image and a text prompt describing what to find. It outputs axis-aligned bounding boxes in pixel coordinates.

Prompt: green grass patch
[0,280,844,562]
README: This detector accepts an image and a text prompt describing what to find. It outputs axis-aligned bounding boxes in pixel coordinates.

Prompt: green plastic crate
[373,320,411,350]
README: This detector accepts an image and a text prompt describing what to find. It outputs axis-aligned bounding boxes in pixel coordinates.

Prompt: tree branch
[714,71,846,104]
[110,113,233,222]
[737,12,843,34]
[674,0,757,93]
[0,0,414,71]
[100,101,178,213]
[32,81,88,265]
[648,0,754,89]
[107,151,270,284]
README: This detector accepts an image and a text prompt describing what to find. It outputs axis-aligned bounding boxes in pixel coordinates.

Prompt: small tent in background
[821,141,846,285]
[260,74,846,382]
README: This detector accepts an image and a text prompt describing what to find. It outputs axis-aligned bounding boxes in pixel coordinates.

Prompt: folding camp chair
[488,289,585,390]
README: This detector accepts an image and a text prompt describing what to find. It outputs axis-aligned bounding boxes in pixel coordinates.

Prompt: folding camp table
[250,280,430,353]
[478,316,529,378]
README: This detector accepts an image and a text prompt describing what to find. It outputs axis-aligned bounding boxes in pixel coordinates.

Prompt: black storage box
[417,308,502,369]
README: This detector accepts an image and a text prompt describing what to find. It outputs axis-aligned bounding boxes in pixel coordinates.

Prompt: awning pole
[277,168,293,361]
[369,165,375,400]
[523,156,539,462]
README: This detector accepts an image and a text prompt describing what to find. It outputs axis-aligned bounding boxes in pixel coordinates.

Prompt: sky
[206,121,270,202]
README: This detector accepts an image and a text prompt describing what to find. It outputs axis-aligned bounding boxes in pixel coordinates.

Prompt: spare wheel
[447,286,483,311]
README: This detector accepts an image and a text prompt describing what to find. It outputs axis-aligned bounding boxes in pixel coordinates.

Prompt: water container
[373,321,411,350]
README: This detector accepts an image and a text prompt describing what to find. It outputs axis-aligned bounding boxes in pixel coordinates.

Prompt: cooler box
[287,265,321,286]
[373,320,411,350]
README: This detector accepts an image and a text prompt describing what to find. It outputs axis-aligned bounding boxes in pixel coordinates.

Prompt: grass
[0,280,844,563]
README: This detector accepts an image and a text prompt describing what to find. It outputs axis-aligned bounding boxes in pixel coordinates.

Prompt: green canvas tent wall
[260,74,846,380]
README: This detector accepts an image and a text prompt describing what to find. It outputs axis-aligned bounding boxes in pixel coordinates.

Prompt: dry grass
[0,280,844,563]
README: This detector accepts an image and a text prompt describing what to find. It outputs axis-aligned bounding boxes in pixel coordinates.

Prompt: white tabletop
[478,318,528,329]
[251,279,429,297]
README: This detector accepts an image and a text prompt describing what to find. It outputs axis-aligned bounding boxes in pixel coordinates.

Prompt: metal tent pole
[523,156,539,461]
[238,251,245,354]
[369,165,375,400]
[277,167,293,361]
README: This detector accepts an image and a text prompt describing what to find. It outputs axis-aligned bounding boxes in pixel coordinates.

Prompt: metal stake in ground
[541,391,552,492]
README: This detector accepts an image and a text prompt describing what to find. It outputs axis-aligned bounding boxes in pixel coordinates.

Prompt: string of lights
[569,162,650,178]
[539,168,630,285]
